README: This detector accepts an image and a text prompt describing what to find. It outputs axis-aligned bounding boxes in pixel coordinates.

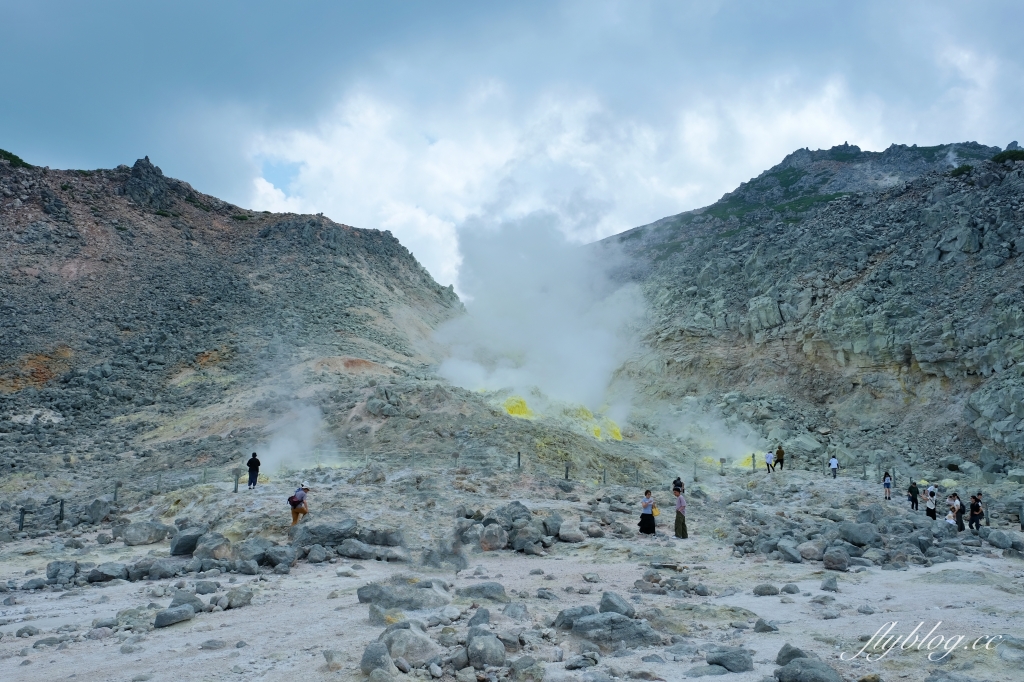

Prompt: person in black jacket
[247,452,261,489]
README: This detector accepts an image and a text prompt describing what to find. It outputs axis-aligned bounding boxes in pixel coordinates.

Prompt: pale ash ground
[1,469,1022,682]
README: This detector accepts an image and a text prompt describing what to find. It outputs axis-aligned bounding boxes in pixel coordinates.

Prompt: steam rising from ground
[435,213,645,412]
[246,403,337,478]
[663,397,766,468]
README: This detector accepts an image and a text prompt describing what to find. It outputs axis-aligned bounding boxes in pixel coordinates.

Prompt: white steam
[663,397,766,466]
[246,403,337,476]
[434,213,645,411]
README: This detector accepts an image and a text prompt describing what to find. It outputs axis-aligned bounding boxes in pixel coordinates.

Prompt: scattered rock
[154,605,195,628]
[599,591,636,618]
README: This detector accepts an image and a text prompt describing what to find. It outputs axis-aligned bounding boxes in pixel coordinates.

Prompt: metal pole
[233,467,242,493]
[517,452,521,468]
[565,464,570,480]
[59,499,64,524]
[752,453,755,473]
[19,508,26,531]
[113,481,122,503]
[603,468,606,485]
[693,459,698,483]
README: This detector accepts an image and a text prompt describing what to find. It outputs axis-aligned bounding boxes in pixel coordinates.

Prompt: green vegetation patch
[0,148,34,168]
[773,192,849,213]
[949,164,973,177]
[769,167,807,189]
[992,149,1024,164]
[705,194,761,220]
[231,214,250,221]
[185,196,211,212]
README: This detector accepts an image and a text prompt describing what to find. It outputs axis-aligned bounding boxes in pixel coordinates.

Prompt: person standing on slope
[673,486,688,539]
[246,452,261,490]
[882,471,892,501]
[907,481,919,511]
[775,445,785,470]
[765,450,775,473]
[638,490,657,537]
[829,455,840,479]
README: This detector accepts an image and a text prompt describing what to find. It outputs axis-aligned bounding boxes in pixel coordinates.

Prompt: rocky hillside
[0,152,659,532]
[608,141,1024,482]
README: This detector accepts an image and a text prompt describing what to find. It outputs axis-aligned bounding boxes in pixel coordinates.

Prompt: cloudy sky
[2,1,1022,286]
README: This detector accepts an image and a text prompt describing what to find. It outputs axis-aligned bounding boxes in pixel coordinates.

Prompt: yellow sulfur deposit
[739,454,753,468]
[591,425,602,439]
[601,418,622,441]
[701,456,717,466]
[504,396,534,418]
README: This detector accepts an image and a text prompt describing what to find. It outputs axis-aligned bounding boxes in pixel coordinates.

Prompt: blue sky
[2,1,1022,285]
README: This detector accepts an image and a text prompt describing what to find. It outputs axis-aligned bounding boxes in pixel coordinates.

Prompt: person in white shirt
[765,451,775,473]
[829,456,840,478]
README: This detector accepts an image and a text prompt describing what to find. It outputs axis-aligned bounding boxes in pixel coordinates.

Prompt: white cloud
[246,75,899,285]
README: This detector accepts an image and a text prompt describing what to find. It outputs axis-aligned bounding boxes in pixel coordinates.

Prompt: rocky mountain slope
[608,141,1024,484]
[0,153,653,533]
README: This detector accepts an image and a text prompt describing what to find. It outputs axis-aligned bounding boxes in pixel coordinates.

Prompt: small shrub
[155,210,172,217]
[231,214,249,221]
[60,183,71,191]
[0,148,33,168]
[992,150,1024,164]
[950,164,972,177]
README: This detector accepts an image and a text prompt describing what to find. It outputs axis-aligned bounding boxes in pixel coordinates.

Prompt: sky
[2,0,1023,287]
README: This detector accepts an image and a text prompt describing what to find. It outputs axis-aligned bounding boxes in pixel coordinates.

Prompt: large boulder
[289,519,358,548]
[479,524,509,551]
[169,527,206,556]
[357,581,452,610]
[86,498,113,524]
[46,560,78,584]
[776,643,812,666]
[338,538,376,560]
[264,546,297,568]
[170,589,205,612]
[154,604,194,628]
[558,526,586,543]
[235,536,276,564]
[773,658,842,682]
[987,530,1014,549]
[360,641,399,676]
[467,633,506,670]
[380,626,441,667]
[822,548,850,572]
[777,543,803,564]
[193,533,232,560]
[554,606,598,630]
[837,522,881,547]
[147,558,182,580]
[456,582,509,603]
[570,612,661,651]
[122,522,173,546]
[226,586,254,609]
[599,591,635,618]
[797,540,826,561]
[87,562,127,582]
[542,513,563,537]
[706,646,753,673]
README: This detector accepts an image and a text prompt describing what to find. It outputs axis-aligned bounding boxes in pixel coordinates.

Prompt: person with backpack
[246,452,261,490]
[775,445,785,470]
[828,456,840,479]
[289,482,310,525]
[925,489,937,520]
[672,476,683,492]
[907,481,919,511]
[882,471,892,500]
[953,493,965,532]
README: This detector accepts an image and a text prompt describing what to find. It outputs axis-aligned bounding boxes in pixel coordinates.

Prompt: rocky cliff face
[610,142,1024,480]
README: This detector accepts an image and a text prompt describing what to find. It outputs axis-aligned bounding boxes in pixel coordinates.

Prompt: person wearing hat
[289,482,310,526]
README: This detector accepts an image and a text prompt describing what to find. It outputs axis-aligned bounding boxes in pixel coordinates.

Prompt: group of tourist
[906,480,985,531]
[638,476,688,540]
